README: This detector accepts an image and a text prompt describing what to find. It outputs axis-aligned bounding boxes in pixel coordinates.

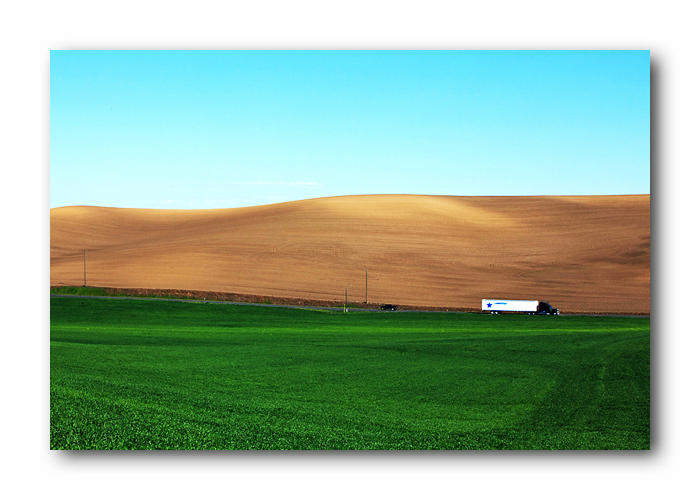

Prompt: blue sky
[50,50,649,209]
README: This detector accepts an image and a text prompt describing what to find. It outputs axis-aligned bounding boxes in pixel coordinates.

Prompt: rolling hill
[50,194,650,314]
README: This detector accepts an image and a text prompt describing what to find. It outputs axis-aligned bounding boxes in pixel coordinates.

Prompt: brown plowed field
[50,194,650,314]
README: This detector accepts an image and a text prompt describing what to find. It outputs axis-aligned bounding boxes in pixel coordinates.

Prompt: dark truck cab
[535,302,559,315]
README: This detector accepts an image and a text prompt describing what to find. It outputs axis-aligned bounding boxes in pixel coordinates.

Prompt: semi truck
[482,299,559,315]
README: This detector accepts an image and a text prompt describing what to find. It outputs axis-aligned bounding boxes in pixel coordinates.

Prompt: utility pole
[365,268,368,304]
[83,250,86,287]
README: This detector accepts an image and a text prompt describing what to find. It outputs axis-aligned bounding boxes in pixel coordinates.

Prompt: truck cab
[536,302,559,315]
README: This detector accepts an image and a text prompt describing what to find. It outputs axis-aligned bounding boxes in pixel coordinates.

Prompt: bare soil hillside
[50,195,650,314]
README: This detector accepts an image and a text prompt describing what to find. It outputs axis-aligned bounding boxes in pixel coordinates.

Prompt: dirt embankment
[50,285,480,312]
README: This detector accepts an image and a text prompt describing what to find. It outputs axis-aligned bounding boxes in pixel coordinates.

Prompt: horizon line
[50,192,651,211]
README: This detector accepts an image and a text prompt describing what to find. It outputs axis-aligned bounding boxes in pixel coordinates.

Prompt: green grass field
[50,296,650,450]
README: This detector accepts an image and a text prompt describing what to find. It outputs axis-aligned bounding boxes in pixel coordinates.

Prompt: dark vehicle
[533,301,559,315]
[381,304,399,311]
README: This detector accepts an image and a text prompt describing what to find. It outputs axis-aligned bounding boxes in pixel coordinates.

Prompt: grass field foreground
[50,296,650,450]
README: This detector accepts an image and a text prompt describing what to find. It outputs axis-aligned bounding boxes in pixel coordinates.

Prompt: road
[49,294,650,317]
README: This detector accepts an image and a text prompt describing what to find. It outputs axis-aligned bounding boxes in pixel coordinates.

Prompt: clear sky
[50,50,649,209]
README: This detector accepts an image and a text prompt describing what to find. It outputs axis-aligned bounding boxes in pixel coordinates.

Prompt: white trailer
[482,299,559,315]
